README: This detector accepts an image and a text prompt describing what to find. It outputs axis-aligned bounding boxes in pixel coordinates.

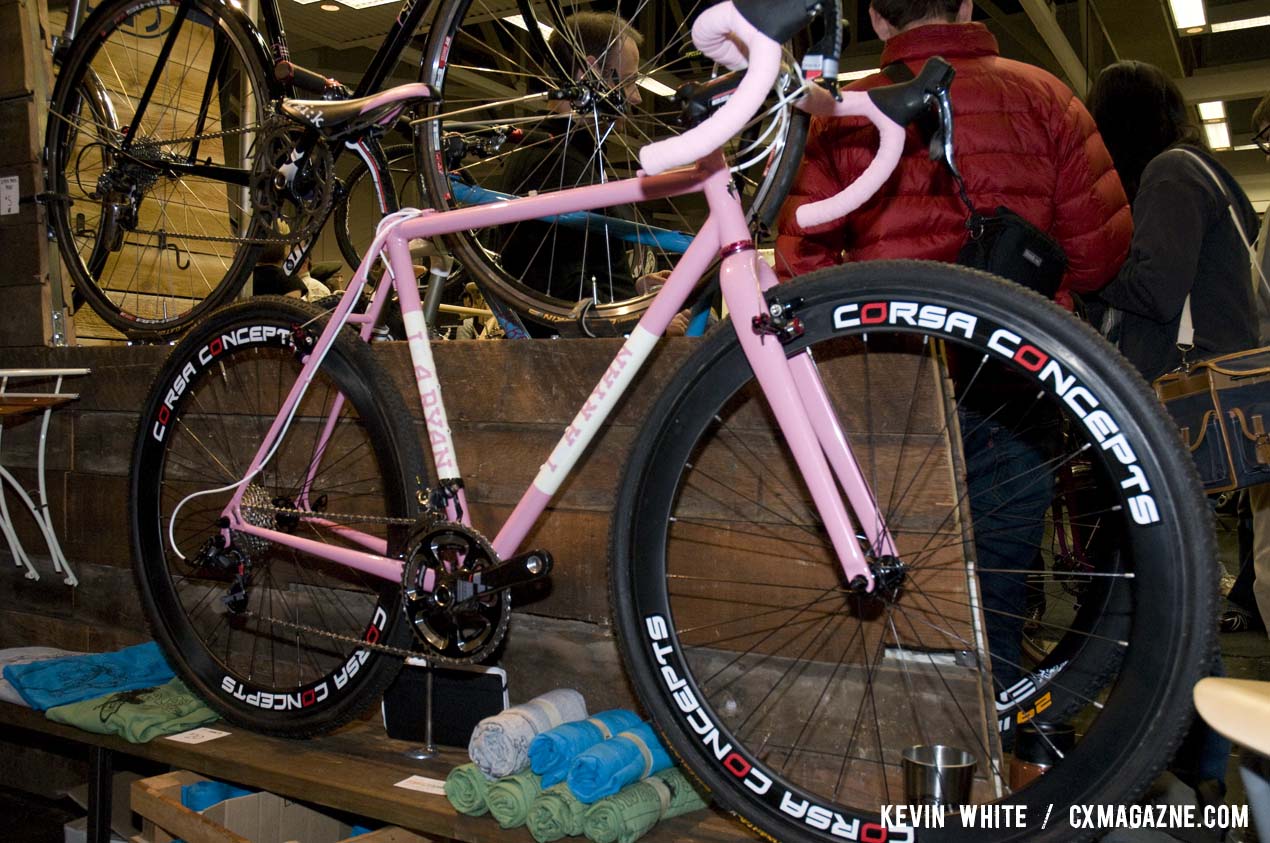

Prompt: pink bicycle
[130,2,1216,839]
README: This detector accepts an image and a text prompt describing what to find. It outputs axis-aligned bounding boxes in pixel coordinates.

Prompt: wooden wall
[0,0,59,346]
[0,339,701,710]
[0,338,987,742]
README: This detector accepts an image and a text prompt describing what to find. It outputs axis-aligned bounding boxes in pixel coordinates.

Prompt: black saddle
[280,83,434,138]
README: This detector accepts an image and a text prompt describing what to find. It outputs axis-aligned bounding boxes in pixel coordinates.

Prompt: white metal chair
[0,368,90,586]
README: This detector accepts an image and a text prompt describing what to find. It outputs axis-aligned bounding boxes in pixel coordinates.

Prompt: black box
[382,663,508,748]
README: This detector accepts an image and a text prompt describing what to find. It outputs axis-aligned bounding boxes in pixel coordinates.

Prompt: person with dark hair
[1228,91,1270,639]
[774,0,1132,698]
[1087,61,1257,382]
[1089,60,1261,804]
[252,241,306,298]
[1255,92,1270,327]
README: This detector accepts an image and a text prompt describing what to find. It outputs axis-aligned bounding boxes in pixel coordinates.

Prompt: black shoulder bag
[883,62,1068,299]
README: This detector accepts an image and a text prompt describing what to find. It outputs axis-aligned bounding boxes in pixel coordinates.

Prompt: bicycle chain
[73,113,334,247]
[245,501,419,527]
[240,610,425,660]
[236,501,494,665]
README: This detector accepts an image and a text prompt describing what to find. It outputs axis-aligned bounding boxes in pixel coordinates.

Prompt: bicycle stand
[402,657,438,761]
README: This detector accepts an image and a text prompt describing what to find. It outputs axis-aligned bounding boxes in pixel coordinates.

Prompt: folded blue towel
[529,709,643,787]
[1,642,174,711]
[566,721,673,804]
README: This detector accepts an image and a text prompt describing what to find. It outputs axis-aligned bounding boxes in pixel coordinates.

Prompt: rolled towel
[530,709,644,787]
[566,721,673,803]
[486,769,543,829]
[445,763,491,816]
[469,688,587,778]
[583,768,709,843]
[527,784,587,843]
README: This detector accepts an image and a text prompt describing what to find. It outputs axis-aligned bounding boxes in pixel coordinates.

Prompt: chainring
[401,518,510,663]
[249,117,336,243]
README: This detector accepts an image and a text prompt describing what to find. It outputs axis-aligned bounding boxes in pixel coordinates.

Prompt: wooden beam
[1018,0,1090,97]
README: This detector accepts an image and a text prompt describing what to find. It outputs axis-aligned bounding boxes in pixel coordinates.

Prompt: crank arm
[466,550,553,593]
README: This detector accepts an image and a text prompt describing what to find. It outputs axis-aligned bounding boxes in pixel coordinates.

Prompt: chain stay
[72,113,334,246]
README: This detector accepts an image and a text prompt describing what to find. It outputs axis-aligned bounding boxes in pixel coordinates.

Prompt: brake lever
[933,87,961,181]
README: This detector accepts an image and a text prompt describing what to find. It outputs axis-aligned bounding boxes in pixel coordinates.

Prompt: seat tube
[387,231,468,523]
[706,169,875,590]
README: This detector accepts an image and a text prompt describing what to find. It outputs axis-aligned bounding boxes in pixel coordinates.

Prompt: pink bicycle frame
[221,0,914,594]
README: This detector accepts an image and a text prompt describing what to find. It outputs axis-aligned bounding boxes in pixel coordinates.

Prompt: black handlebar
[674,70,745,129]
[733,0,824,43]
[866,57,955,128]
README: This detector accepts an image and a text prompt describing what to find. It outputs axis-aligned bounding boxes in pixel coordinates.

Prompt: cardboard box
[130,771,431,843]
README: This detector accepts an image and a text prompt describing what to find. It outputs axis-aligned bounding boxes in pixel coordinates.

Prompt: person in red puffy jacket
[775,0,1132,311]
[774,0,1133,701]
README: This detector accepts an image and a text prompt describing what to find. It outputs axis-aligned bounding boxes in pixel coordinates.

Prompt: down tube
[489,219,723,561]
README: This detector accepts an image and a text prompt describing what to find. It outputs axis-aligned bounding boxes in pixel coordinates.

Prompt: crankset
[401,519,552,663]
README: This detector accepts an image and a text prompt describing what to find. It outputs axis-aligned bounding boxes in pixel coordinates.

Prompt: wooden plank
[0,394,78,415]
[0,702,756,843]
[131,772,252,843]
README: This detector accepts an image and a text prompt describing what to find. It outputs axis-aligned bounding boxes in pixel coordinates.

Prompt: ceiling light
[1168,0,1207,29]
[319,3,339,9]
[502,13,553,37]
[1197,101,1225,122]
[1210,15,1270,33]
[637,77,677,98]
[1231,144,1259,152]
[1203,121,1231,150]
[334,0,399,8]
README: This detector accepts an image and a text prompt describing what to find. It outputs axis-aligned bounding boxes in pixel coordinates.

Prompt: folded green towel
[487,769,543,829]
[527,783,586,843]
[582,768,708,843]
[44,678,217,743]
[445,763,491,816]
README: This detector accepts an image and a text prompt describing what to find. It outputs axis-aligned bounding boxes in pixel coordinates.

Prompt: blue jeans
[962,410,1054,692]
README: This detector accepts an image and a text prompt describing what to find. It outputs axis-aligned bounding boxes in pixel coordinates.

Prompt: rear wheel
[611,262,1216,841]
[131,298,427,735]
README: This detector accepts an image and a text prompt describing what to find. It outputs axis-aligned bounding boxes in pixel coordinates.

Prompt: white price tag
[164,727,232,744]
[0,176,17,216]
[393,775,447,796]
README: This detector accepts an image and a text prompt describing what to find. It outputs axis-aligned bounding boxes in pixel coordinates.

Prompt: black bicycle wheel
[611,261,1216,842]
[335,142,416,271]
[131,298,427,735]
[46,0,270,339]
[417,0,807,334]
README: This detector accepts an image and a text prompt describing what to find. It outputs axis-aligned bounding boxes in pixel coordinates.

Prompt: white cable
[166,210,426,560]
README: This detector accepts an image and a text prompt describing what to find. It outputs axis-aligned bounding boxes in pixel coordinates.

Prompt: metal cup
[902,745,977,807]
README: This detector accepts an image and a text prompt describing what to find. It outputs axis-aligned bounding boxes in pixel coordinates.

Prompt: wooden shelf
[0,701,755,843]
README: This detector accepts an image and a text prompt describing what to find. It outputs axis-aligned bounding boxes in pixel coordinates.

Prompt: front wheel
[611,261,1216,842]
[130,298,428,735]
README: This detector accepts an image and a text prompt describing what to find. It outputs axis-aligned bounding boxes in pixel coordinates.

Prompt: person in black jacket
[1087,61,1258,382]
[1087,60,1259,800]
